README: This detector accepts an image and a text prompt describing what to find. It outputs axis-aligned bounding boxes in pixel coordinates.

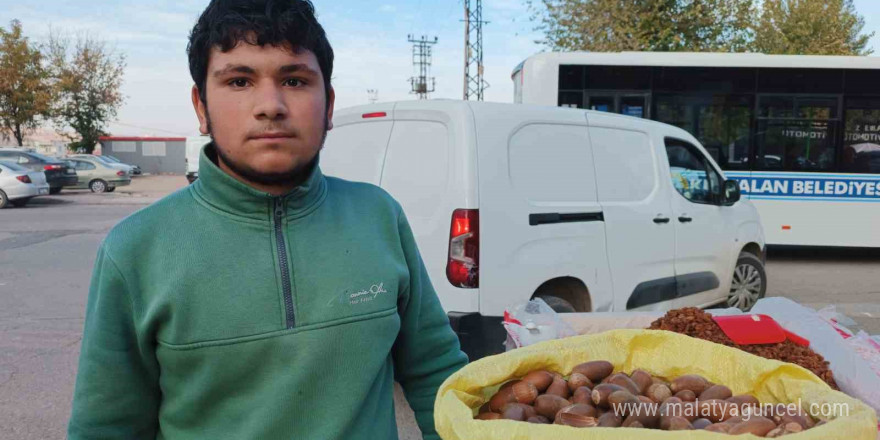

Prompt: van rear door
[321,103,396,185]
[474,103,610,317]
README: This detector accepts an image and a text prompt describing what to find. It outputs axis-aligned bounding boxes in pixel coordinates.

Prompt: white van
[185,135,211,183]
[321,100,766,359]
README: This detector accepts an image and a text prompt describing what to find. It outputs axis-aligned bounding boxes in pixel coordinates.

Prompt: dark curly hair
[187,0,334,105]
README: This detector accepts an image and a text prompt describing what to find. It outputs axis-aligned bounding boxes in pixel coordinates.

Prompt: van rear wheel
[727,252,766,312]
[537,295,577,313]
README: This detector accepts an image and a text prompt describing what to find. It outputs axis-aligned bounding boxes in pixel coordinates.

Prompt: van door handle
[653,215,670,224]
[678,216,693,223]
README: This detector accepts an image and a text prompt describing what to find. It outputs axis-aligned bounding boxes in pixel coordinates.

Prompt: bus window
[843,98,880,174]
[654,95,752,170]
[756,96,838,172]
[587,96,614,112]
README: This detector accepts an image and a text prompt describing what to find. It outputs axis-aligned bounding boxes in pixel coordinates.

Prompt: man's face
[192,42,334,186]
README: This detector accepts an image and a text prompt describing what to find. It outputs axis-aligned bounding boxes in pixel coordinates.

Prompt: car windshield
[0,160,28,172]
[102,155,121,163]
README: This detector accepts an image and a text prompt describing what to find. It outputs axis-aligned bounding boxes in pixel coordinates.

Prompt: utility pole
[463,0,489,100]
[367,89,378,104]
[407,34,438,100]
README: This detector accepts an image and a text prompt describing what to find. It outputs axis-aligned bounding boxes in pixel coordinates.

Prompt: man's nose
[253,83,288,120]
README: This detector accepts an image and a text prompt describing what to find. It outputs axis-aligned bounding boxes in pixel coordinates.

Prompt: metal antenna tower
[463,0,489,100]
[408,35,438,100]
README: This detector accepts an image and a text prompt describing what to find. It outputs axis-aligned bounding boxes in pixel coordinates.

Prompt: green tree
[0,20,53,146]
[530,0,756,52]
[48,33,125,153]
[754,0,873,55]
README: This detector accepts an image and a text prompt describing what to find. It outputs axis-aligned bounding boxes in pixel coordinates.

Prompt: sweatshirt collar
[191,142,327,221]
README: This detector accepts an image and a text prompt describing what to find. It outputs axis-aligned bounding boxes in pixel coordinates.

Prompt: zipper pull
[274,198,284,218]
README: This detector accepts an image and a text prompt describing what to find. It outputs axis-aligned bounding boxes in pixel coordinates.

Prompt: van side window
[665,139,722,204]
[589,127,655,202]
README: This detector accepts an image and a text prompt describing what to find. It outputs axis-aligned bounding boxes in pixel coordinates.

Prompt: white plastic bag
[750,297,880,417]
[502,298,576,350]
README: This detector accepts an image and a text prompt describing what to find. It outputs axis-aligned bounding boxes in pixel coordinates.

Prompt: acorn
[475,412,502,420]
[629,369,653,394]
[534,394,571,420]
[521,370,554,392]
[571,386,592,405]
[545,376,571,399]
[567,372,593,392]
[571,360,614,382]
[512,381,538,405]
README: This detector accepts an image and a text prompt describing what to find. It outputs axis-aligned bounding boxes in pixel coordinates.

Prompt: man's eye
[229,79,249,88]
[284,78,305,87]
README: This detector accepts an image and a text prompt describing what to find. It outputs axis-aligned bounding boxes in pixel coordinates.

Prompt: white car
[0,160,50,208]
[321,100,766,359]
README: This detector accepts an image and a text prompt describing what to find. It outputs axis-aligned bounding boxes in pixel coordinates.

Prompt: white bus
[514,52,880,247]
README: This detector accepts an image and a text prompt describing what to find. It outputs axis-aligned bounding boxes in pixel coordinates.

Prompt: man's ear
[192,85,209,135]
[326,86,335,131]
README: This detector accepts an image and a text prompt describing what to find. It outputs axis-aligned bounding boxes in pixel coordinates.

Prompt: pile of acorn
[474,360,821,437]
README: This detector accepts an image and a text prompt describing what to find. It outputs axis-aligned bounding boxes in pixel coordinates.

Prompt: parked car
[69,154,141,176]
[63,156,131,193]
[321,100,766,359]
[0,148,77,194]
[100,154,142,175]
[0,160,50,208]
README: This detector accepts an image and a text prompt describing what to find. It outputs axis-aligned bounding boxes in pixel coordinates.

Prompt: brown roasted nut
[546,376,571,399]
[475,412,502,420]
[629,369,654,394]
[591,383,626,408]
[597,412,623,427]
[502,402,537,420]
[534,395,571,420]
[699,384,733,401]
[620,409,660,429]
[512,381,539,405]
[647,383,673,403]
[521,370,554,392]
[726,394,760,411]
[607,373,641,395]
[637,396,654,405]
[608,391,641,414]
[489,382,518,412]
[680,401,700,422]
[501,404,528,421]
[670,374,711,395]
[571,386,592,405]
[555,412,598,428]
[675,390,697,402]
[567,372,593,392]
[478,403,491,414]
[526,415,550,424]
[652,376,670,387]
[557,403,598,418]
[692,418,712,429]
[728,416,777,436]
[571,361,614,382]
[704,423,732,433]
[626,420,645,429]
[660,416,695,431]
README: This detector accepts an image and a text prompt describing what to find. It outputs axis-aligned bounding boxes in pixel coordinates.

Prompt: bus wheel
[727,252,766,311]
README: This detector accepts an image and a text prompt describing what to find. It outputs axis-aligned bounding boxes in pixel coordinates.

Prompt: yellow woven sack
[435,329,877,440]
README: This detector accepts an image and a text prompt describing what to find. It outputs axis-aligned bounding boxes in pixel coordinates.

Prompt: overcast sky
[1,0,878,138]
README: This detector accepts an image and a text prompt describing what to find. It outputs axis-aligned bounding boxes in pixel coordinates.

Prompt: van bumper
[447,312,506,361]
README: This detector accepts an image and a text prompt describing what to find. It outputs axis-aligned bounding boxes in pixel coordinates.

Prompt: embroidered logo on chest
[348,282,388,305]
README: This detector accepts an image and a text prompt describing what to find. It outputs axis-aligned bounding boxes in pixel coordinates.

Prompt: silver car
[0,160,50,208]
[63,157,131,193]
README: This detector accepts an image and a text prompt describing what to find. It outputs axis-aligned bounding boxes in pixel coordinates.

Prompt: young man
[67,1,468,438]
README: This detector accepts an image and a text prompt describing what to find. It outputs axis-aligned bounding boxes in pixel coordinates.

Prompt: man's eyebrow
[279,64,319,75]
[212,64,257,78]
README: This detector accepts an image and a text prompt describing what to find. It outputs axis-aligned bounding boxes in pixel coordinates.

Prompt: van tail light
[362,112,386,119]
[16,175,32,184]
[447,209,479,288]
[116,171,125,176]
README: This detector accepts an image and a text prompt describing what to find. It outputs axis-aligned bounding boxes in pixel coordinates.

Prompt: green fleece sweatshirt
[67,144,468,439]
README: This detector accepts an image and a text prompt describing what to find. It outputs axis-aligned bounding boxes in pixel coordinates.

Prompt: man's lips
[250,133,296,139]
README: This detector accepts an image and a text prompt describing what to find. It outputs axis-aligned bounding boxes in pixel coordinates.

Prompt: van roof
[333,100,697,143]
